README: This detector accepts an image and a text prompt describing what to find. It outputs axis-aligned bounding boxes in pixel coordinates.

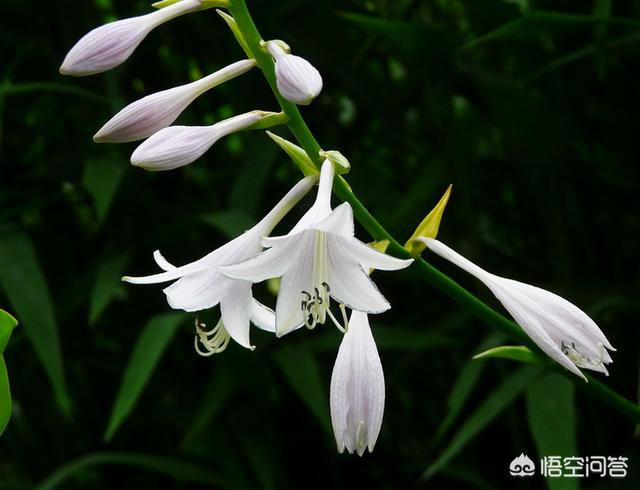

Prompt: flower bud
[130,111,265,171]
[265,40,323,105]
[94,59,256,143]
[60,0,203,76]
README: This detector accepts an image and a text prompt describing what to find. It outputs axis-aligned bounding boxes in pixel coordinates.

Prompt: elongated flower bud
[330,311,385,456]
[265,41,323,105]
[130,111,265,171]
[94,59,256,143]
[60,0,203,76]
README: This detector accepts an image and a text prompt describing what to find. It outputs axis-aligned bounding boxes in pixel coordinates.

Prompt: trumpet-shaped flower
[60,0,204,76]
[123,176,316,351]
[94,59,256,143]
[330,311,385,456]
[130,111,270,171]
[419,237,615,380]
[220,160,413,337]
[265,40,323,105]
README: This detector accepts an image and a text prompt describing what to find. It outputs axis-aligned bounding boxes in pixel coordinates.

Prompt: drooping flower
[94,59,256,143]
[330,310,385,456]
[418,237,615,380]
[122,176,316,352]
[60,0,206,77]
[219,159,413,337]
[130,111,273,171]
[264,40,323,105]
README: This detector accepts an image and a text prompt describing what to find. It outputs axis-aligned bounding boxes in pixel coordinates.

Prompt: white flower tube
[60,0,203,76]
[130,111,268,171]
[330,311,385,456]
[419,237,615,380]
[265,41,323,105]
[94,59,256,143]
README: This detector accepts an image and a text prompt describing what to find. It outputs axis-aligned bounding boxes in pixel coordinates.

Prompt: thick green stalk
[227,0,640,423]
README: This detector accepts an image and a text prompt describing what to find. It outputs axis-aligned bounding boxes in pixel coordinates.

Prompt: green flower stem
[227,0,640,424]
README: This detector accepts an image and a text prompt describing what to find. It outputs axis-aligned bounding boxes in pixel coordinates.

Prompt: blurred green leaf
[433,334,505,446]
[202,209,255,238]
[104,312,185,441]
[0,309,17,436]
[83,155,127,227]
[35,452,233,490]
[526,372,578,490]
[273,344,331,432]
[0,232,70,415]
[423,365,542,480]
[88,252,131,326]
[473,345,538,364]
[180,364,236,449]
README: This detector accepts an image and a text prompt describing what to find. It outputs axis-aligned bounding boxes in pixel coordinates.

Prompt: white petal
[130,112,260,171]
[287,159,335,234]
[60,0,202,76]
[220,281,254,350]
[330,311,385,455]
[419,238,493,281]
[314,202,355,236]
[94,59,255,142]
[327,238,390,313]
[153,250,176,271]
[274,241,313,336]
[266,42,323,105]
[249,300,276,332]
[338,236,413,271]
[218,234,300,282]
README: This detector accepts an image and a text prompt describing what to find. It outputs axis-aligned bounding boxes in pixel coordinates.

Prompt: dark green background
[1,0,639,488]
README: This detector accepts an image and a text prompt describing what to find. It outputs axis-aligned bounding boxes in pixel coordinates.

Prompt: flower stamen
[194,317,230,356]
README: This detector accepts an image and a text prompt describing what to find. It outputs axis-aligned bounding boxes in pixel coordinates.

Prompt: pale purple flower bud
[60,0,203,76]
[330,311,385,456]
[130,111,267,171]
[93,59,256,143]
[265,40,323,105]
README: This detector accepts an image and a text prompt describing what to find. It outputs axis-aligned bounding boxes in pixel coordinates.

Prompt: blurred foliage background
[1,0,639,488]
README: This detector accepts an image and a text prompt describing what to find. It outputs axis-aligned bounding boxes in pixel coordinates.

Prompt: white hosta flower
[265,40,323,105]
[60,0,203,76]
[94,59,256,143]
[130,111,268,171]
[122,176,316,352]
[419,237,615,380]
[220,159,413,336]
[330,311,385,456]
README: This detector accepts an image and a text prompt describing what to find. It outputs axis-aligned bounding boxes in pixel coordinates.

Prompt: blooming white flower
[330,310,385,456]
[419,237,615,380]
[130,111,270,171]
[60,0,204,76]
[94,59,256,143]
[265,40,323,105]
[219,159,413,336]
[122,176,316,352]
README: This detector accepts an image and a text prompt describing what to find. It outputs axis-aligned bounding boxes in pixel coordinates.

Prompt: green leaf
[104,312,185,441]
[473,345,539,364]
[83,155,127,227]
[422,365,542,480]
[0,232,70,415]
[273,344,331,432]
[202,209,255,239]
[0,309,17,436]
[526,372,578,490]
[88,252,131,326]
[433,334,505,446]
[35,452,232,490]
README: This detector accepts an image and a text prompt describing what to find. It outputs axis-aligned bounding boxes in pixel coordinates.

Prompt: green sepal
[473,345,539,364]
[404,184,452,256]
[319,150,350,175]
[216,9,252,57]
[152,0,228,9]
[266,131,317,177]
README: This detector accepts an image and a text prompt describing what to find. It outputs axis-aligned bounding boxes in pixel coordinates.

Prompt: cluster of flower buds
[60,0,323,171]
